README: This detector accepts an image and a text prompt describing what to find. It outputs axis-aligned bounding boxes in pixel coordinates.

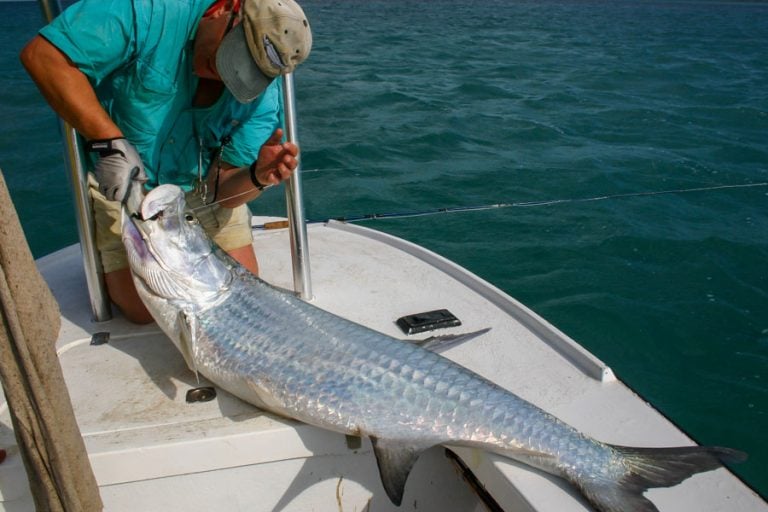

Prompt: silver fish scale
[124,186,743,511]
[190,270,613,477]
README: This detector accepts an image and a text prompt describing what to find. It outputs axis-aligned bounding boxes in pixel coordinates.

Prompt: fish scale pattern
[191,269,612,477]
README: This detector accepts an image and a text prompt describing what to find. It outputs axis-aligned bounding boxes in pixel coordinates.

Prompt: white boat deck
[1,219,764,511]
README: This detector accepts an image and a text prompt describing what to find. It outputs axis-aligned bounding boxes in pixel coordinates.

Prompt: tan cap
[216,0,312,103]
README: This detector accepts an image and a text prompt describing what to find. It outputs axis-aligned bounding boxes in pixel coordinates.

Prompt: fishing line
[193,178,768,227]
[188,187,270,214]
[308,181,768,225]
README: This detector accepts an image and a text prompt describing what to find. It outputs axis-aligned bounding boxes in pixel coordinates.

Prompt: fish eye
[185,213,198,224]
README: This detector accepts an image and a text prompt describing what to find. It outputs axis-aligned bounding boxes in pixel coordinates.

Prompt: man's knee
[104,268,154,324]
[227,245,259,275]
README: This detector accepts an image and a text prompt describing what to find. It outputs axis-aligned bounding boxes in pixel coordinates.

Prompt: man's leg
[227,244,259,275]
[90,175,155,323]
[193,192,260,275]
[104,269,154,324]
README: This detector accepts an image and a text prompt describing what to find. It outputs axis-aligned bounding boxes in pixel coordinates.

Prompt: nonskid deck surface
[0,219,764,511]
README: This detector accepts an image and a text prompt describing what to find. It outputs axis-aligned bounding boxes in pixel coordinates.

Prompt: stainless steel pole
[38,0,112,321]
[281,73,313,300]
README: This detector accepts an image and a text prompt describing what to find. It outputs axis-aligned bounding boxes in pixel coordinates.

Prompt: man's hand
[206,128,300,209]
[87,138,148,203]
[251,129,299,188]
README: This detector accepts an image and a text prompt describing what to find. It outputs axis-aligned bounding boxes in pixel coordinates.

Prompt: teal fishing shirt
[40,0,284,190]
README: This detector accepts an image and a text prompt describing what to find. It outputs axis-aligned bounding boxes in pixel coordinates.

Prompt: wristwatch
[85,137,126,155]
[248,162,268,191]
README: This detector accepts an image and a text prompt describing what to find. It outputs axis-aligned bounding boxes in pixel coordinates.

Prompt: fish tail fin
[573,445,746,512]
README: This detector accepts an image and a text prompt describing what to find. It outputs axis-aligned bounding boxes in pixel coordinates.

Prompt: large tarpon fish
[121,184,744,512]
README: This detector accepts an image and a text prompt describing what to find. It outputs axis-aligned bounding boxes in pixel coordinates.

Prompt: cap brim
[216,23,272,103]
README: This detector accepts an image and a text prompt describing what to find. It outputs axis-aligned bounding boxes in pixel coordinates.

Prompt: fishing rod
[249,180,768,229]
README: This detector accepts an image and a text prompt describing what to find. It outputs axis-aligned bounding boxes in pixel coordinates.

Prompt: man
[21,0,312,323]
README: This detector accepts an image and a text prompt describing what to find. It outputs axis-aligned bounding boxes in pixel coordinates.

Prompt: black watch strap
[249,162,267,191]
[85,138,122,155]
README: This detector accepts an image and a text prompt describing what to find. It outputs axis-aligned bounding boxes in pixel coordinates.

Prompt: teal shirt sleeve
[222,79,285,168]
[39,0,136,85]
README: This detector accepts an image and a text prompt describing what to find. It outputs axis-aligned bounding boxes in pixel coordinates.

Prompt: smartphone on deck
[396,309,461,335]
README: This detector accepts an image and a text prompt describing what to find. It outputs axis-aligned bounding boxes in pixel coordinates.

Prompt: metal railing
[37,0,313,320]
[281,73,313,301]
[38,0,112,322]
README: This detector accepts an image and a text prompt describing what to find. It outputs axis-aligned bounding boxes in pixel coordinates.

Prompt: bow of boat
[0,218,764,511]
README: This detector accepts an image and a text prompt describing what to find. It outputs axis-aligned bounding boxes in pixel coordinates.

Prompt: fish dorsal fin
[175,311,199,380]
[370,437,432,506]
[413,327,492,352]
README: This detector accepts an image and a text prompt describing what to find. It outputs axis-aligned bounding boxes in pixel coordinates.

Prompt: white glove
[86,138,148,203]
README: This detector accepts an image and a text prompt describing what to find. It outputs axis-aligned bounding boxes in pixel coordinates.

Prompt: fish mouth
[121,185,185,264]
[121,211,152,264]
[138,184,185,223]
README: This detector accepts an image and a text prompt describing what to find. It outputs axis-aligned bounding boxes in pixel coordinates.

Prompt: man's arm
[210,128,299,208]
[21,35,146,206]
[20,35,122,141]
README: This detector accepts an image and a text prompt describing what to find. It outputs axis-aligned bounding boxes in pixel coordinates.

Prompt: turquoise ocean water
[2,0,767,499]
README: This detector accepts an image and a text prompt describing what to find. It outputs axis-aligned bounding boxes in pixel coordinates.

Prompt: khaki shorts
[89,175,253,273]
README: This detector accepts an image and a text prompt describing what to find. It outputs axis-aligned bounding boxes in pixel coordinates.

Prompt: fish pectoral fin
[370,437,433,506]
[175,311,199,379]
[413,327,492,352]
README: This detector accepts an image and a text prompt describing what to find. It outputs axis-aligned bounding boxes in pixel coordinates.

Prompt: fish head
[121,184,233,308]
